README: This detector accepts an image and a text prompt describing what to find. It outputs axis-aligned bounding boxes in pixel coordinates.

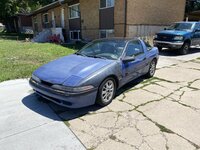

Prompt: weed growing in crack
[109,135,117,141]
[155,123,174,134]
[64,121,70,127]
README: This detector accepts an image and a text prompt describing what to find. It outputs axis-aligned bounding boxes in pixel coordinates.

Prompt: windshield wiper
[75,53,108,60]
[87,55,107,60]
[75,52,87,57]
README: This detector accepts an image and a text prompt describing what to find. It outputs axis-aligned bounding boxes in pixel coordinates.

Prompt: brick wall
[80,0,100,40]
[114,0,126,37]
[126,0,186,37]
[127,0,186,25]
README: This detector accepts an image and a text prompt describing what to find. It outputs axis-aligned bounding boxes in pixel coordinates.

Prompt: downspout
[124,0,127,37]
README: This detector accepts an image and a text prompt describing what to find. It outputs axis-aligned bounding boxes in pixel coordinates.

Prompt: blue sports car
[30,38,159,108]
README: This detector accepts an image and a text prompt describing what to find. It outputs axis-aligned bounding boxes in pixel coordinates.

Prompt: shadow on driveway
[159,47,200,56]
[22,77,147,121]
[22,93,61,121]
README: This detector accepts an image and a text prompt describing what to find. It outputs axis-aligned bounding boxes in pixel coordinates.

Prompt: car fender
[183,32,193,44]
[78,62,122,89]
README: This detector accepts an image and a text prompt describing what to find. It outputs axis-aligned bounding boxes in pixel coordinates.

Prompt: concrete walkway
[0,79,85,150]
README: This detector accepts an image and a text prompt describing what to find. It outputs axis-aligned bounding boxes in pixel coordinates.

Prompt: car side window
[144,42,152,51]
[194,23,200,31]
[197,23,200,30]
[125,40,144,57]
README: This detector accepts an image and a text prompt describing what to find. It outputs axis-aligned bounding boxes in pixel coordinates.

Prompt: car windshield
[76,40,127,60]
[168,23,194,31]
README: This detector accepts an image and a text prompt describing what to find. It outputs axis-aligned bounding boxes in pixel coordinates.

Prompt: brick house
[30,0,186,41]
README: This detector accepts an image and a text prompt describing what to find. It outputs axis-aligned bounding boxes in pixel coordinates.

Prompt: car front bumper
[154,40,184,49]
[29,78,98,108]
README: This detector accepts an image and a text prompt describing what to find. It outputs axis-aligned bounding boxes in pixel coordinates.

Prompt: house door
[33,17,38,32]
[51,11,55,28]
[61,8,65,28]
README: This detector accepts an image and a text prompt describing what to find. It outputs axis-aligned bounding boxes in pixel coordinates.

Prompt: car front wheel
[179,42,190,55]
[96,78,116,106]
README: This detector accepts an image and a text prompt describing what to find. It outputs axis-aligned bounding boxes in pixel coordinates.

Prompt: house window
[100,0,115,9]
[69,4,80,19]
[70,30,80,40]
[43,13,49,23]
[100,29,114,38]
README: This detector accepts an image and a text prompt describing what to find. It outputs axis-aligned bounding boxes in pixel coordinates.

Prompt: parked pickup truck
[154,22,200,55]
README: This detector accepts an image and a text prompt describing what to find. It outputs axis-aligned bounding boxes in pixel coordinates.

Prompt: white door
[51,11,55,28]
[61,8,65,28]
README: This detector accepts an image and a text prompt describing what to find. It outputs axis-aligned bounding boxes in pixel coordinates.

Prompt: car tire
[146,59,157,78]
[179,42,190,55]
[157,46,162,52]
[96,78,116,107]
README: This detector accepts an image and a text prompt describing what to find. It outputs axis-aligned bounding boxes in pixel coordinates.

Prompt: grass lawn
[0,39,77,82]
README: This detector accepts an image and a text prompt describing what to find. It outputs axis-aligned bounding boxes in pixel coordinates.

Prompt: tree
[28,0,53,11]
[186,0,200,14]
[0,0,52,21]
[0,0,52,32]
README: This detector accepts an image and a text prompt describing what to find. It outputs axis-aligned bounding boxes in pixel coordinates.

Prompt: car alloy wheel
[146,59,157,78]
[97,78,116,106]
[149,61,156,76]
[101,80,115,103]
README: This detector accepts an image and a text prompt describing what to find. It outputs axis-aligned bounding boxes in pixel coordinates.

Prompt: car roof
[96,37,139,43]
[175,21,198,24]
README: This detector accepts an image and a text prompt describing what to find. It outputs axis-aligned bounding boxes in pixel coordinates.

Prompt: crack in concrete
[161,132,169,150]
[134,118,154,150]
[135,110,200,149]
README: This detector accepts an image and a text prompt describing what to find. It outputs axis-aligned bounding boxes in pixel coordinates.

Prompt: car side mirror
[122,56,135,63]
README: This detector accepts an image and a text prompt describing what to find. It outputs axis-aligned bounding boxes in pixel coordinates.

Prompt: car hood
[33,54,114,86]
[158,30,191,36]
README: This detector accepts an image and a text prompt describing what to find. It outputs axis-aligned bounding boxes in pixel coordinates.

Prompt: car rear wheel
[179,42,190,55]
[96,78,116,106]
[146,59,157,78]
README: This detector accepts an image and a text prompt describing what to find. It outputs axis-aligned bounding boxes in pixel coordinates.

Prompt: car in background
[30,38,159,108]
[154,22,200,55]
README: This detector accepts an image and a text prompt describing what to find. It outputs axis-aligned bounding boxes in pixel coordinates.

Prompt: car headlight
[52,85,95,93]
[32,74,41,83]
[174,36,183,41]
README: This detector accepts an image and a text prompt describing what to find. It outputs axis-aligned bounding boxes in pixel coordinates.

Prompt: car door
[192,23,200,46]
[122,40,147,82]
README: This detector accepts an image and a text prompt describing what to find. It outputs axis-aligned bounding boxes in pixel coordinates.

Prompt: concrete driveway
[0,48,200,150]
[49,48,200,150]
[0,80,86,150]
